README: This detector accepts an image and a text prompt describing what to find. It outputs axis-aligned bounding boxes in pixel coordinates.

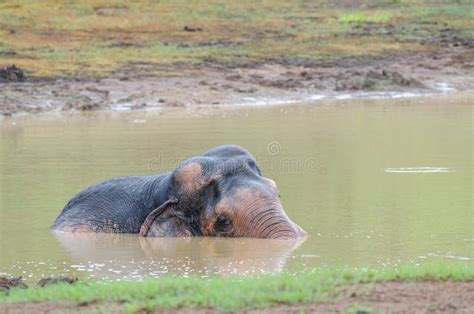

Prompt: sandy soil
[1,281,473,313]
[1,46,473,116]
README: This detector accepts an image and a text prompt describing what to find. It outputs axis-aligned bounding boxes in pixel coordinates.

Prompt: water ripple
[384,167,451,173]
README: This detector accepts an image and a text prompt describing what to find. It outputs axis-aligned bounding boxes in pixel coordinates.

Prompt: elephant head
[140,145,306,239]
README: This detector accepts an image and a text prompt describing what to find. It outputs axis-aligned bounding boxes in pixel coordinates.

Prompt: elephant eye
[214,215,232,233]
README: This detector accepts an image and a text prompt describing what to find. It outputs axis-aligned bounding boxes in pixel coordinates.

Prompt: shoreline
[1,282,473,313]
[1,47,473,117]
[1,263,473,313]
[2,89,472,123]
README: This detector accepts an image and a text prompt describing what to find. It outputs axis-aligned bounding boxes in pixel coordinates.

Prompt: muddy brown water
[0,92,472,282]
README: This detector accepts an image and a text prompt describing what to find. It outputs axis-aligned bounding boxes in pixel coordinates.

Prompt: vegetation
[0,0,473,78]
[338,12,391,25]
[1,263,473,312]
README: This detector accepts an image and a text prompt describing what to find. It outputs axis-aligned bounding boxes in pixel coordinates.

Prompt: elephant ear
[140,199,178,236]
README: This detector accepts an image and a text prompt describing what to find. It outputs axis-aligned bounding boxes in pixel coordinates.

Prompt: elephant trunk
[217,183,307,239]
[243,206,306,239]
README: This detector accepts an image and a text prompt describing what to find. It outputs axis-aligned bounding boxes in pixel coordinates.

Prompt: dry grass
[0,0,472,78]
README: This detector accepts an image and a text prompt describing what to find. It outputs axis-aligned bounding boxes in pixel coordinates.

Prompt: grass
[1,263,473,312]
[344,305,379,314]
[338,12,391,25]
[0,0,473,78]
[421,6,474,19]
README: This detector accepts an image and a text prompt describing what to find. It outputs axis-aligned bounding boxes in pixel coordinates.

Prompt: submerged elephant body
[51,145,306,239]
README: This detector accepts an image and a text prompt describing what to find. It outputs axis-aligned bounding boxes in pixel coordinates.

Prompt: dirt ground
[1,281,473,313]
[1,46,473,117]
[255,281,474,314]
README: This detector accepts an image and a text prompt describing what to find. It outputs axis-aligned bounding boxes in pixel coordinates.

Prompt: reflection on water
[0,92,473,281]
[51,233,303,280]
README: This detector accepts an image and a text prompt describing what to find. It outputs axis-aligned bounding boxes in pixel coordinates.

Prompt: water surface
[1,92,472,281]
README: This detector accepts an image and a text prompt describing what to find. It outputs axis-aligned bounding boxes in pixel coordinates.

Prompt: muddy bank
[0,276,77,294]
[1,281,473,313]
[1,47,473,116]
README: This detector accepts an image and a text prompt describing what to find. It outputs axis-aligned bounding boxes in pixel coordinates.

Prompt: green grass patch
[338,12,391,24]
[1,263,473,312]
[344,304,379,314]
[420,5,474,19]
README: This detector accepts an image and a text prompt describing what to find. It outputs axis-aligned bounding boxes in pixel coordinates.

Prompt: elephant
[51,145,306,239]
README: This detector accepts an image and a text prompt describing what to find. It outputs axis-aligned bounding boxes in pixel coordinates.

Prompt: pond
[0,92,472,282]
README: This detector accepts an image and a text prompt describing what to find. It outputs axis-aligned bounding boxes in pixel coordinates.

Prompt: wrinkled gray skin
[51,145,306,239]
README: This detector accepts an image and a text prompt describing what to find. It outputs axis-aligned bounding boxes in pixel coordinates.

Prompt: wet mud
[1,46,473,116]
[0,277,28,294]
[0,276,77,294]
[0,65,26,83]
